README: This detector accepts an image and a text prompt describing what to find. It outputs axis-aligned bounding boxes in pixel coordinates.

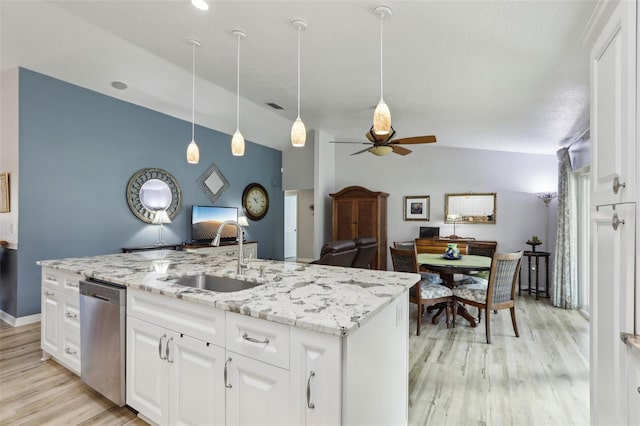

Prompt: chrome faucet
[211,220,249,275]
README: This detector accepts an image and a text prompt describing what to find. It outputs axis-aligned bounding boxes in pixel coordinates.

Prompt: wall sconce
[536,192,557,206]
[152,209,171,245]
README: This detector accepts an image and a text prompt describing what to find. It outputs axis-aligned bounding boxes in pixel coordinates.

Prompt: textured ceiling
[1,0,596,154]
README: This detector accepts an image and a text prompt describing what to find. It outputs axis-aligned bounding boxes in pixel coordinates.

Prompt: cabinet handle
[242,332,269,345]
[158,334,167,360]
[611,214,625,231]
[65,312,77,319]
[225,251,235,256]
[224,357,233,388]
[46,276,57,282]
[66,282,79,288]
[43,291,55,296]
[637,387,640,395]
[306,370,316,409]
[612,176,626,194]
[166,337,174,363]
[64,347,76,355]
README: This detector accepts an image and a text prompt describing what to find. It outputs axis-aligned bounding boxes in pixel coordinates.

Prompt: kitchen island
[38,251,419,426]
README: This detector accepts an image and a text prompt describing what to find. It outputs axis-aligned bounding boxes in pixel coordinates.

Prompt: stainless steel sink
[173,274,262,293]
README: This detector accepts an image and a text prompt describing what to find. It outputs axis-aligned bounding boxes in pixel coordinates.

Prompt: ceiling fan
[332,126,437,156]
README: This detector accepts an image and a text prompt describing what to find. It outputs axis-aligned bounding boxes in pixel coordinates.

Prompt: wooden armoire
[330,186,388,270]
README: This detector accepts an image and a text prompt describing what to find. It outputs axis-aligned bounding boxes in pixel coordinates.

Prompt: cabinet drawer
[226,312,289,369]
[62,271,81,295]
[128,289,224,347]
[61,294,80,334]
[42,268,63,291]
[60,331,81,375]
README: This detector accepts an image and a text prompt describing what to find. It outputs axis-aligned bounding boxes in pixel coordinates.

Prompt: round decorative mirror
[126,168,182,223]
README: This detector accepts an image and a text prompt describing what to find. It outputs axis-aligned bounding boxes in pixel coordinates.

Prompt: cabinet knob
[611,214,625,231]
[612,176,626,194]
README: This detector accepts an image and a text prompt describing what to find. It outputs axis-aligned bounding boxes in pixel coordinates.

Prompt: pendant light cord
[379,12,384,102]
[191,42,196,141]
[297,25,301,119]
[236,34,241,131]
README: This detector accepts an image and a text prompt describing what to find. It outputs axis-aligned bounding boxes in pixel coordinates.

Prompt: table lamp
[152,209,171,245]
[446,214,462,239]
[238,216,249,241]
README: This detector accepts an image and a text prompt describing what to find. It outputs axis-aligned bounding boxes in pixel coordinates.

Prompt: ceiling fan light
[186,140,200,164]
[231,130,245,156]
[291,117,306,147]
[369,145,393,156]
[373,100,391,135]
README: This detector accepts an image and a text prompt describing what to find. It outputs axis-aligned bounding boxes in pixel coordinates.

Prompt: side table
[519,250,550,299]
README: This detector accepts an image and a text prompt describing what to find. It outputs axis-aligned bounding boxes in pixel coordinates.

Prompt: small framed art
[403,195,429,221]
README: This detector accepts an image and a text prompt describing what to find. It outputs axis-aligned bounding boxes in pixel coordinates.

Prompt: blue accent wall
[17,68,284,317]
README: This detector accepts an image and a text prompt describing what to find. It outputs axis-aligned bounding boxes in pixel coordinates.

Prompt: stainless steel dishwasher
[79,279,126,406]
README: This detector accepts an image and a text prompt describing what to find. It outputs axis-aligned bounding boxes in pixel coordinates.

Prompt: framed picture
[403,195,429,221]
[0,173,8,213]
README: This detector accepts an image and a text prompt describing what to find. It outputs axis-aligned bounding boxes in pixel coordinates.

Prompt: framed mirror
[126,168,182,223]
[445,192,496,224]
[197,162,229,204]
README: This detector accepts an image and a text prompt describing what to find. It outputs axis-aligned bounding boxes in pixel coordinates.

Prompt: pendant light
[231,30,246,156]
[372,5,392,136]
[186,39,200,164]
[291,20,307,147]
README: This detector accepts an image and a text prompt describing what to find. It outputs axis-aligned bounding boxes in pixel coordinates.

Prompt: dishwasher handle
[79,280,125,306]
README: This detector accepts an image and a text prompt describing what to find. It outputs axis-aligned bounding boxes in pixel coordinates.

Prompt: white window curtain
[552,148,578,309]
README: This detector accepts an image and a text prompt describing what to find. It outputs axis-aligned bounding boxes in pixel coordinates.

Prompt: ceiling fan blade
[350,147,372,156]
[391,135,437,144]
[391,145,412,155]
[330,141,373,145]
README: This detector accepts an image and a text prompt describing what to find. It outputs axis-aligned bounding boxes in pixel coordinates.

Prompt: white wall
[0,68,19,248]
[313,129,336,258]
[282,136,314,191]
[333,144,558,270]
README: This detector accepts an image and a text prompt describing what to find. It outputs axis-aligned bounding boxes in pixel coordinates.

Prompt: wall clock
[242,183,269,221]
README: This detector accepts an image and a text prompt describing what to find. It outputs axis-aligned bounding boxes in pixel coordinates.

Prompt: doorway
[284,192,297,260]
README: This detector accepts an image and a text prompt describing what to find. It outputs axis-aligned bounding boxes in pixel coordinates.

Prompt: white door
[290,328,341,426]
[590,0,636,206]
[284,193,297,259]
[126,316,169,426]
[628,346,640,425]
[41,288,60,355]
[226,352,290,426]
[170,334,226,426]
[590,203,635,425]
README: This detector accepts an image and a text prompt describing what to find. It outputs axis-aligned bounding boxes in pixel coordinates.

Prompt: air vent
[266,102,284,110]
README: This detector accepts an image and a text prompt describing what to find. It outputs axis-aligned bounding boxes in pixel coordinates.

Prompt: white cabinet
[126,288,409,426]
[628,346,640,424]
[40,267,82,375]
[126,316,226,426]
[290,328,341,426]
[225,352,290,426]
[589,0,637,207]
[127,291,226,426]
[590,203,636,425]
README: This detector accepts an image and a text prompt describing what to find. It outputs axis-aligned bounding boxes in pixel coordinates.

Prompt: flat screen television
[191,205,238,243]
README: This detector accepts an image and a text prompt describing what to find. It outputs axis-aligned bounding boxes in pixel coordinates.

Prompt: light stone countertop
[38,251,420,337]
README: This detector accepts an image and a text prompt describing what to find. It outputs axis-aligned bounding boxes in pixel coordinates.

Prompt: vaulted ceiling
[1,0,596,155]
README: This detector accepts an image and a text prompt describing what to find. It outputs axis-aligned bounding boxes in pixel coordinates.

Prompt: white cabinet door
[169,333,226,426]
[290,328,341,426]
[590,0,637,206]
[41,287,60,356]
[226,352,290,426]
[628,346,640,425]
[127,316,170,426]
[590,203,635,425]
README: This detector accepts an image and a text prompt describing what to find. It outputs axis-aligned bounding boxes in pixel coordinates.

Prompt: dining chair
[451,251,523,344]
[389,247,453,336]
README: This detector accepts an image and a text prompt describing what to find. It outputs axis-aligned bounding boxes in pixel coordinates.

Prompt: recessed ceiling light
[111,81,128,90]
[191,0,209,11]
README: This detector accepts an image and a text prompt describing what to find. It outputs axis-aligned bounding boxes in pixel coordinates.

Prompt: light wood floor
[0,294,588,425]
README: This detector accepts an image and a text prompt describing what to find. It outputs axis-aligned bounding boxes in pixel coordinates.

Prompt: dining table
[417,253,492,327]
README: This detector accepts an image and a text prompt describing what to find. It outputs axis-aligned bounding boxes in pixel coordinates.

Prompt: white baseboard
[0,310,41,327]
